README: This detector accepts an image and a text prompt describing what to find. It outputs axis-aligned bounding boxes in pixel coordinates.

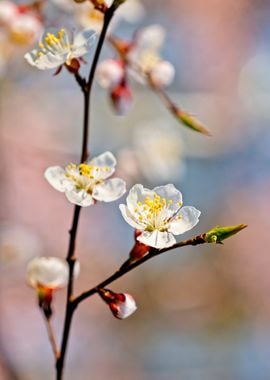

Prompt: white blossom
[26,256,80,290]
[76,0,144,33]
[149,60,175,88]
[9,14,43,45]
[97,59,124,88]
[45,151,126,207]
[120,184,200,249]
[110,293,137,319]
[133,122,184,183]
[0,1,18,26]
[24,28,96,70]
[128,24,175,87]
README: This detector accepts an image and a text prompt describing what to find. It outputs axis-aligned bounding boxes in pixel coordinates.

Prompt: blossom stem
[56,6,116,380]
[72,234,206,307]
[44,316,60,360]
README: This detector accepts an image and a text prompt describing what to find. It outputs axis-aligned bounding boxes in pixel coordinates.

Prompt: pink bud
[99,288,137,319]
[110,83,133,116]
[97,59,124,89]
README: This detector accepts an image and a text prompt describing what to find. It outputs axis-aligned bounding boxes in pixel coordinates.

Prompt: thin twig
[44,316,60,360]
[73,234,206,307]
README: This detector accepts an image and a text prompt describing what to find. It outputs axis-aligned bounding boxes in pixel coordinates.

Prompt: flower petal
[25,50,66,70]
[119,204,144,230]
[26,256,69,289]
[137,230,176,249]
[126,184,154,213]
[89,151,117,179]
[168,206,201,235]
[44,166,68,192]
[65,189,94,207]
[92,178,126,202]
[113,293,137,319]
[153,184,182,213]
[89,151,116,168]
[73,28,97,53]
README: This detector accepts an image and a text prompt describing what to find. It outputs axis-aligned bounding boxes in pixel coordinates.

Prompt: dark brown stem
[55,7,116,380]
[73,234,206,307]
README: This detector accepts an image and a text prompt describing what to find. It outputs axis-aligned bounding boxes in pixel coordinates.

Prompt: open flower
[45,151,126,207]
[120,184,200,249]
[99,288,137,319]
[128,24,175,87]
[24,28,96,70]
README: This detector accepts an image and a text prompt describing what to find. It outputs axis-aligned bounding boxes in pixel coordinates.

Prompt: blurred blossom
[97,59,124,89]
[26,256,72,290]
[128,24,175,87]
[110,81,133,115]
[134,121,184,183]
[76,0,144,33]
[119,184,200,249]
[0,224,43,266]
[45,151,126,207]
[238,51,270,119]
[24,28,96,70]
[117,121,184,184]
[9,13,42,46]
[0,1,18,26]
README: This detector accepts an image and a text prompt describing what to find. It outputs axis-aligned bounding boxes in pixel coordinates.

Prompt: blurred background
[0,0,269,379]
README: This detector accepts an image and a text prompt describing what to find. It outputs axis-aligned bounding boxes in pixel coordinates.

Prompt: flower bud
[173,107,211,136]
[204,224,247,244]
[130,230,150,261]
[110,82,132,115]
[26,256,80,290]
[99,288,137,319]
[149,60,175,87]
[97,59,124,88]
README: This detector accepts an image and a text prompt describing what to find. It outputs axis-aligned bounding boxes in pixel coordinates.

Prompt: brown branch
[55,6,117,380]
[72,234,206,307]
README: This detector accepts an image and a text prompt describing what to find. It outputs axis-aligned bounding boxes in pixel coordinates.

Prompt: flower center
[140,51,159,72]
[65,163,111,193]
[37,29,72,58]
[134,194,182,232]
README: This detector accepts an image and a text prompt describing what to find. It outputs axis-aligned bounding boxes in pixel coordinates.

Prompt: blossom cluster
[24,3,201,323]
[97,24,175,114]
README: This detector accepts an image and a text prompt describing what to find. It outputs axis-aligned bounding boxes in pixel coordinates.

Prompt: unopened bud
[99,288,137,319]
[204,224,247,244]
[97,59,124,88]
[110,82,132,115]
[173,108,211,136]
